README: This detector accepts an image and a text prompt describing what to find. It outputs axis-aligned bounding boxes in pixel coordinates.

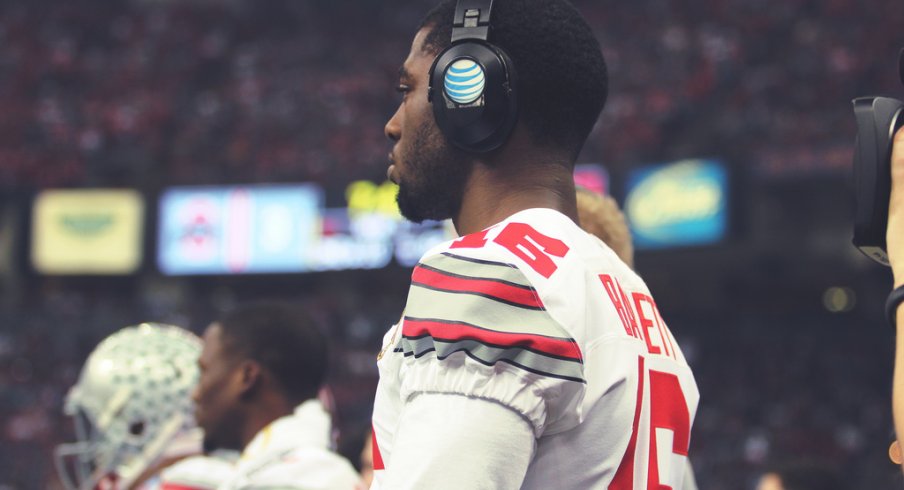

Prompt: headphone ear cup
[430,42,518,153]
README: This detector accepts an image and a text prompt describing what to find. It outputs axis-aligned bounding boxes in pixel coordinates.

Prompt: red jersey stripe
[608,356,645,490]
[412,265,543,310]
[402,318,582,361]
[372,426,385,470]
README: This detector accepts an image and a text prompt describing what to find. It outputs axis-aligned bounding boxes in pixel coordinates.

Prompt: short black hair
[419,0,608,159]
[218,301,328,405]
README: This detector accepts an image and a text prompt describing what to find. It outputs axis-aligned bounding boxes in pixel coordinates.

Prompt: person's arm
[888,127,904,449]
[381,393,536,490]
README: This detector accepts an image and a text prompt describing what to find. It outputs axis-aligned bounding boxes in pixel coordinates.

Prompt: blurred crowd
[0,0,413,192]
[2,0,904,488]
[684,313,899,488]
[1,0,902,193]
[1,282,902,489]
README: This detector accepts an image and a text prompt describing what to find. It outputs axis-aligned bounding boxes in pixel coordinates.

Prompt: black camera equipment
[851,49,904,265]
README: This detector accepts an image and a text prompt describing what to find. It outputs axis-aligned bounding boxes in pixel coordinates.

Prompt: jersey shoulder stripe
[400,327,585,383]
[400,251,584,383]
[402,317,582,361]
[411,263,542,310]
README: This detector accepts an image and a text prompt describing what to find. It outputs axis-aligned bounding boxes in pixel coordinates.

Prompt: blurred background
[0,0,902,488]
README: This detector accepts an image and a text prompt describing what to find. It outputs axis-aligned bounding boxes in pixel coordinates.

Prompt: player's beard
[201,419,242,453]
[396,124,472,223]
[198,405,245,453]
[202,433,219,454]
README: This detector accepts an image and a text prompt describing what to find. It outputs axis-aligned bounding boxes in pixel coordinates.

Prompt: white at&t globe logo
[444,59,485,105]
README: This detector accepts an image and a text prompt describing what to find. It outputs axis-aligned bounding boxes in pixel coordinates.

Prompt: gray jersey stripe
[439,251,517,268]
[424,252,533,288]
[403,328,582,362]
[401,336,585,383]
[406,285,571,339]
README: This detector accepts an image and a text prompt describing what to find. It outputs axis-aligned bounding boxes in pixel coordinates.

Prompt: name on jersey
[599,274,678,360]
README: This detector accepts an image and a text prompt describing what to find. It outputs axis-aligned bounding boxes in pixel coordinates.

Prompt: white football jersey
[219,400,361,490]
[152,454,235,490]
[372,208,699,489]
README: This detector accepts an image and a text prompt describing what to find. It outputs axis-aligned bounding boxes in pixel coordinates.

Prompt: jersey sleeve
[396,250,586,436]
[381,393,535,490]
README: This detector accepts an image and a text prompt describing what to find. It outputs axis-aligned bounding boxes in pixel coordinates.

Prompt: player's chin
[197,420,225,451]
[193,410,209,432]
[201,432,219,454]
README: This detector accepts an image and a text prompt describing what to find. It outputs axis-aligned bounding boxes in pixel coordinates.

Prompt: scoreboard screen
[158,184,322,274]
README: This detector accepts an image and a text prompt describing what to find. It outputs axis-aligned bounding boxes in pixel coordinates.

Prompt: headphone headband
[452,0,494,43]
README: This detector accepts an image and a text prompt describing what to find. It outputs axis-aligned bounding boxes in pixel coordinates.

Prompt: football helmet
[55,323,203,490]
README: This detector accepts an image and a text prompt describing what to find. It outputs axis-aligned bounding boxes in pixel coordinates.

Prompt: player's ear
[235,359,263,399]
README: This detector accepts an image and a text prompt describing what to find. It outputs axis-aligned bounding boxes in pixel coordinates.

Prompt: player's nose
[385,107,401,142]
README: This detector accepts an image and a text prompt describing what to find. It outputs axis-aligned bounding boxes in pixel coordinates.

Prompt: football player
[192,302,361,489]
[55,323,234,490]
[372,0,699,487]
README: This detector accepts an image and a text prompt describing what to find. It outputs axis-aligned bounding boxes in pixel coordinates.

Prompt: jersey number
[610,357,691,490]
[451,222,569,278]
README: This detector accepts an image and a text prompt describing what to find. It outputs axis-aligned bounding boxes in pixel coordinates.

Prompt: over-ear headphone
[428,0,518,153]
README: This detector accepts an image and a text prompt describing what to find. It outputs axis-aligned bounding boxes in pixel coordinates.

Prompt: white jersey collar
[240,399,332,464]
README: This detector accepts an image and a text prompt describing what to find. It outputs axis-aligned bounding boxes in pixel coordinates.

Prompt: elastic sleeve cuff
[398,350,585,437]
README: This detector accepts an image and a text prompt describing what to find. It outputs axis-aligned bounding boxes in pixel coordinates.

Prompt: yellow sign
[345,180,400,218]
[32,190,144,274]
[625,160,723,230]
